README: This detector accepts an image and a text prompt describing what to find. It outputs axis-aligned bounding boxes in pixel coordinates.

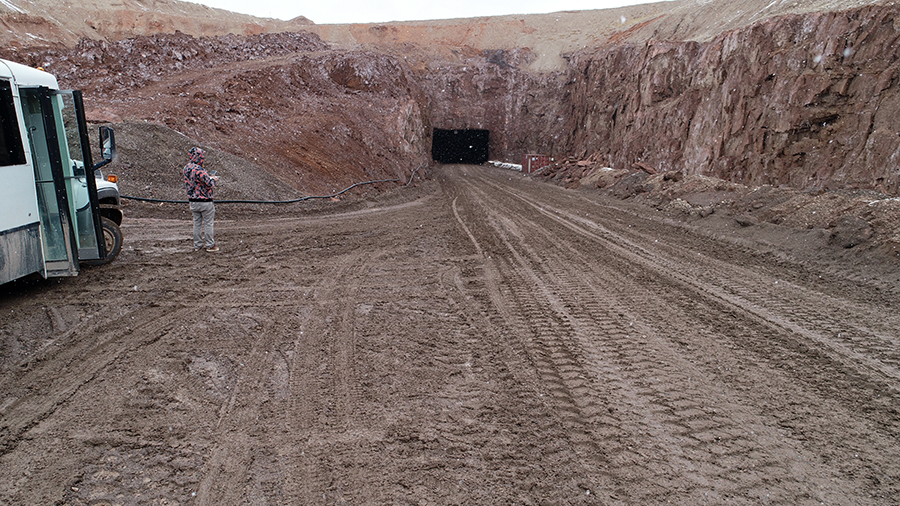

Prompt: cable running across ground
[121,165,425,204]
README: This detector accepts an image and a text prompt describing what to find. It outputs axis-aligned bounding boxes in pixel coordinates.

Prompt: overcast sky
[186,0,661,24]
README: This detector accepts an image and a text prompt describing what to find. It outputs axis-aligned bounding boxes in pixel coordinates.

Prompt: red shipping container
[522,154,550,173]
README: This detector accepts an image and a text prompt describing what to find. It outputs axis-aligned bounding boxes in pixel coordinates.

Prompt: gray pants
[190,201,215,249]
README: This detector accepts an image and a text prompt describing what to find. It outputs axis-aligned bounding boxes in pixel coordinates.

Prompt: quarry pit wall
[3,3,898,195]
[427,3,900,194]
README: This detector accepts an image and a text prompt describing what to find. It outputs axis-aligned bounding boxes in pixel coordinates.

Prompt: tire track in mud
[458,180,772,502]
[0,303,188,456]
[280,250,372,505]
[193,312,280,505]
[448,166,894,503]
[510,179,900,417]
[557,199,900,381]
[447,194,611,503]
[490,217,853,503]
[452,185,622,502]
[3,170,899,504]
[478,171,900,405]
[192,210,391,504]
[488,177,900,385]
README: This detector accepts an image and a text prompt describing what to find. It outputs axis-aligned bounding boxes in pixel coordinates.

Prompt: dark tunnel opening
[431,128,489,164]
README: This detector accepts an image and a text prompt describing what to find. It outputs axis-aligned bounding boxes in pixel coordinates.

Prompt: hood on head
[189,147,206,166]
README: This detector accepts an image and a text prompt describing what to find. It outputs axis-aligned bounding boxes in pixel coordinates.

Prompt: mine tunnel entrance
[431,128,489,164]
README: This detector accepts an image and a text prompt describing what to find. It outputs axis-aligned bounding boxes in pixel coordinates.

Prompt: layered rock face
[560,4,900,194]
[419,48,567,162]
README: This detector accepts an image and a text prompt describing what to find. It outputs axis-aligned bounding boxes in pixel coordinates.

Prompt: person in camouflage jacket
[183,147,219,251]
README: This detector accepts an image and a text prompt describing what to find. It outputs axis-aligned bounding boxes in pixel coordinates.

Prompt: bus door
[19,87,104,277]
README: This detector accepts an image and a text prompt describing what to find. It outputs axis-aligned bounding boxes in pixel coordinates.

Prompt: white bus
[1,59,122,286]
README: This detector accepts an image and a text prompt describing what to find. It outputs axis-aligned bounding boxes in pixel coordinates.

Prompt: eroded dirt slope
[0,0,312,48]
[1,166,898,504]
[1,31,431,195]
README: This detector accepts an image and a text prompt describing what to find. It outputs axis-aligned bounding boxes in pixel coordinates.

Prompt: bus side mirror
[100,126,116,162]
[94,126,116,170]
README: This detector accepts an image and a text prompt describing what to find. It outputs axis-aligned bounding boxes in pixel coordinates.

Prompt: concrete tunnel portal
[431,128,489,164]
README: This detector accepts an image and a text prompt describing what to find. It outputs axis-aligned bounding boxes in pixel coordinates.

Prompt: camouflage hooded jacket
[183,147,215,201]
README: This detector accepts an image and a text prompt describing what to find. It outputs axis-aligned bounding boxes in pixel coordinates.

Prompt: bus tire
[99,216,123,264]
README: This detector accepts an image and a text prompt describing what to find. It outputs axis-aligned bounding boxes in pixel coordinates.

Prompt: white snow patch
[868,197,900,206]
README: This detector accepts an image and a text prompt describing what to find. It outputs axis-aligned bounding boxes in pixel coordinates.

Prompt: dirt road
[1,165,898,505]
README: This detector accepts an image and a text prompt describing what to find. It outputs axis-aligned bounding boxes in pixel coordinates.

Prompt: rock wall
[3,3,898,197]
[418,48,567,163]
[560,4,900,194]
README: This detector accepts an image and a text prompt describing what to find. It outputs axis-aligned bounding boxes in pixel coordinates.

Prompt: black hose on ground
[121,164,425,205]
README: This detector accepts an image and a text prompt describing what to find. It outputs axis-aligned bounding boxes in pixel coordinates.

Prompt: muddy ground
[1,165,899,505]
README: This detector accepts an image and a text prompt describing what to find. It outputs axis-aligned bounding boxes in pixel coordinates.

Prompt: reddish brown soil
[2,165,899,504]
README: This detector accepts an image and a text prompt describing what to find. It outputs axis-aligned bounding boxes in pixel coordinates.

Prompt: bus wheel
[100,217,123,263]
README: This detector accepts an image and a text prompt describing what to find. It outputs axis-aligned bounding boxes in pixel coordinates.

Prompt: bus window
[0,80,26,167]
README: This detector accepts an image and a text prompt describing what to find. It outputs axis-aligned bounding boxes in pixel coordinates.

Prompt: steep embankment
[554,3,900,194]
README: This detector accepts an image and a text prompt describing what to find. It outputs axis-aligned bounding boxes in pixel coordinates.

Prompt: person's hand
[211,176,220,181]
